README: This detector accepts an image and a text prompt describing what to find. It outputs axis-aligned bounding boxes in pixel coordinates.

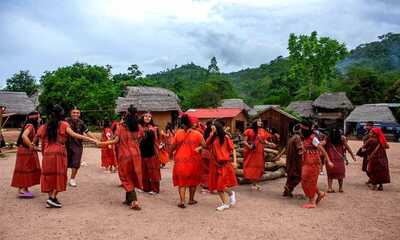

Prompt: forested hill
[143,32,400,107]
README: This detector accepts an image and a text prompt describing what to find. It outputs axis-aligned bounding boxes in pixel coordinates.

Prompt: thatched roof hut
[115,86,181,129]
[345,104,397,123]
[287,100,314,118]
[0,91,35,115]
[219,99,250,111]
[0,91,36,128]
[249,105,280,117]
[312,92,353,110]
[115,86,181,113]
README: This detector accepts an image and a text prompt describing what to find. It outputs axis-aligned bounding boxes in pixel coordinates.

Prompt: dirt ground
[0,139,399,240]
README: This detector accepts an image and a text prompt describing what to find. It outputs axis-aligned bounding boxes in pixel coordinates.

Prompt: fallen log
[237,168,286,184]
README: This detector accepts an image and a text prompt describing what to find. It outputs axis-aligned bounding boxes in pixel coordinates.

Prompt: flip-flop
[302,203,316,209]
[188,200,198,205]
[19,192,33,198]
[339,189,344,193]
[316,192,326,204]
[327,190,335,193]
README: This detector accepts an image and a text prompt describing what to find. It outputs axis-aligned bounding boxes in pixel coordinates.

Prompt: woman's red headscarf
[371,128,387,146]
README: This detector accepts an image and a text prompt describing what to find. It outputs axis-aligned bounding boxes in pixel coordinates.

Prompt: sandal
[339,189,344,193]
[188,200,198,205]
[327,189,335,193]
[302,203,316,209]
[316,192,326,205]
[377,185,383,191]
[177,203,186,209]
[130,203,141,211]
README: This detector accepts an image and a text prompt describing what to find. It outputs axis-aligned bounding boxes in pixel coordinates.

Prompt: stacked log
[233,136,287,184]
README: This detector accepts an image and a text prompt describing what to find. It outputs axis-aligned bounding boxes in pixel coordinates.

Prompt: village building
[286,100,314,119]
[219,98,251,112]
[312,92,354,128]
[115,86,181,129]
[254,106,298,146]
[345,104,400,141]
[0,91,36,128]
[186,108,248,133]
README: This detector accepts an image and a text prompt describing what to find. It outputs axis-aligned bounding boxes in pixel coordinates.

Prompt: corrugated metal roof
[186,108,243,119]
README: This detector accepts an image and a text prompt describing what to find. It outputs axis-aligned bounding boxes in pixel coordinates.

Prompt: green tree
[39,63,118,125]
[208,56,220,73]
[4,70,39,96]
[288,31,348,99]
[127,64,142,79]
[345,67,384,105]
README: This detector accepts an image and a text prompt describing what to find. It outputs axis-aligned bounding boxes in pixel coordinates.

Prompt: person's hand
[327,161,334,168]
[211,126,216,134]
[352,155,357,162]
[268,142,277,149]
[232,162,238,169]
[194,146,202,153]
[272,156,279,162]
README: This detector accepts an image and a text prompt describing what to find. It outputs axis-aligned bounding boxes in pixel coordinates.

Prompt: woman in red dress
[242,118,276,190]
[200,121,213,193]
[102,105,144,210]
[300,123,333,209]
[11,111,41,198]
[363,128,390,191]
[325,128,356,193]
[171,114,206,208]
[159,123,175,168]
[139,112,161,194]
[35,105,98,208]
[101,120,117,173]
[206,121,238,211]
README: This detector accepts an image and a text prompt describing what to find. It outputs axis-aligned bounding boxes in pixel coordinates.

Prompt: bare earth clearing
[0,139,399,240]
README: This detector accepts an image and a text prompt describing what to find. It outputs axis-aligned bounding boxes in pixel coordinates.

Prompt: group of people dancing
[9,104,391,211]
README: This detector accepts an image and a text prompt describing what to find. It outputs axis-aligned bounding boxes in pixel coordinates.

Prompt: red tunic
[365,138,390,185]
[172,129,203,187]
[207,136,237,191]
[37,121,69,193]
[243,128,269,181]
[301,134,321,198]
[326,143,346,180]
[115,124,143,192]
[11,124,41,188]
[159,132,171,165]
[200,148,212,186]
[101,128,116,168]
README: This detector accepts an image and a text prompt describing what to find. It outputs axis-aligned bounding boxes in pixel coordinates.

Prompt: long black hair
[329,128,342,146]
[124,105,139,132]
[301,121,313,139]
[17,111,40,146]
[214,121,226,144]
[203,120,213,140]
[251,119,259,135]
[46,105,65,143]
[180,114,192,129]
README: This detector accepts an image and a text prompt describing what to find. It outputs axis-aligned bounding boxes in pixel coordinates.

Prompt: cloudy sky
[1,0,400,86]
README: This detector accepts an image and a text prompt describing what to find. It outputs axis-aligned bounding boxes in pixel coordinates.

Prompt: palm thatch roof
[0,91,35,115]
[345,104,398,123]
[249,105,280,117]
[287,100,314,118]
[313,92,353,110]
[219,99,250,111]
[254,106,299,121]
[115,86,181,113]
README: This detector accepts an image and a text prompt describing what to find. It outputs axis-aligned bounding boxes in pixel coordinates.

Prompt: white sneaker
[216,204,230,211]
[136,189,143,193]
[148,191,156,195]
[320,171,325,176]
[69,179,77,187]
[229,191,236,206]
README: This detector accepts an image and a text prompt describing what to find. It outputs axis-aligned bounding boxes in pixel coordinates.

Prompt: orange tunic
[159,132,171,165]
[115,124,143,192]
[172,129,203,187]
[101,128,117,168]
[11,124,41,188]
[243,128,269,181]
[207,136,237,191]
[301,134,321,198]
[37,121,69,193]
